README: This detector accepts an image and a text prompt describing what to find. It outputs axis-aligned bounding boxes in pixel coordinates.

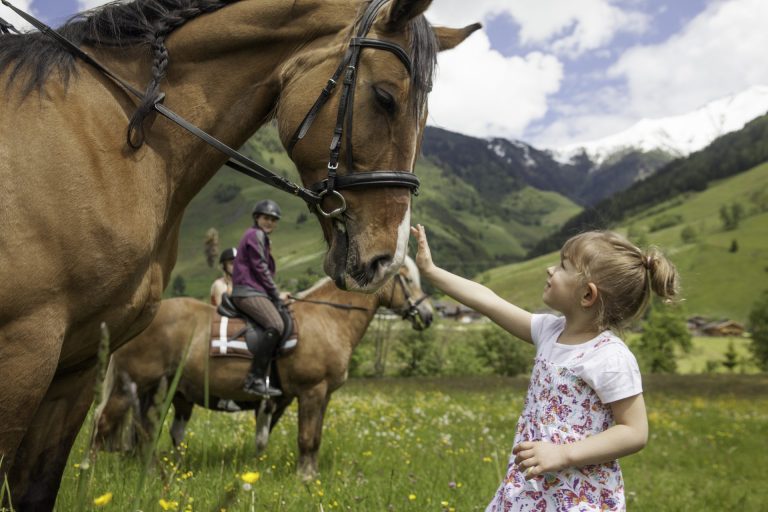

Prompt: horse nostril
[363,254,392,282]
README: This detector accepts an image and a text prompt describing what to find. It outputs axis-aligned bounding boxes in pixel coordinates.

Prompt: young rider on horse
[231,199,287,398]
[210,247,237,306]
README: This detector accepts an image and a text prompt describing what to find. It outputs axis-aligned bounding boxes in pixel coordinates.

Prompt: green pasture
[480,162,768,324]
[51,374,768,511]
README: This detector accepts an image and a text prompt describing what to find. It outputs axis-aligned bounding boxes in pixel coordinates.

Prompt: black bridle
[1,0,420,219]
[391,273,429,324]
[286,0,421,218]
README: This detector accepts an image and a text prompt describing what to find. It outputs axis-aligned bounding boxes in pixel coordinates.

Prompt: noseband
[392,273,429,322]
[2,0,420,219]
[287,0,421,218]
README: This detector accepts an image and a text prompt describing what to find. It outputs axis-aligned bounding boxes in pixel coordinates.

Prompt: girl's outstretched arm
[410,224,532,342]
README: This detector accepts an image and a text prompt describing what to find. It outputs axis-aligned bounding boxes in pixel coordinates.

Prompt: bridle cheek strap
[286,0,420,219]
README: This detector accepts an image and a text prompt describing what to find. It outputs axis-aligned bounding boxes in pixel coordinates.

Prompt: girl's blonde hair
[561,231,679,331]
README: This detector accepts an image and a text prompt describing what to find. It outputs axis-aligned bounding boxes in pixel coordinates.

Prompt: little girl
[410,226,679,511]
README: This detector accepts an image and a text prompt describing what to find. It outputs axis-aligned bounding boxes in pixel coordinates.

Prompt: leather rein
[1,0,420,219]
[290,272,429,319]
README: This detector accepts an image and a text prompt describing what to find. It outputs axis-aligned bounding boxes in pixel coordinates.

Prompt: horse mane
[0,0,238,97]
[0,0,437,109]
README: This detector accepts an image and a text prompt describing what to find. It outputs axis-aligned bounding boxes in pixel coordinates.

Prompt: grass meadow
[52,373,768,512]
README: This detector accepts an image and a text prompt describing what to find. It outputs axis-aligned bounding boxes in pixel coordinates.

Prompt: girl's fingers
[514,449,535,464]
[512,442,533,454]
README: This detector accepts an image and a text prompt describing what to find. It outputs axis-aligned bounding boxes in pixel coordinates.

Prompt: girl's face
[543,257,583,314]
[256,214,279,234]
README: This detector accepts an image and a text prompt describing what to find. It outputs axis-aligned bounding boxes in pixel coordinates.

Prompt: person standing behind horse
[210,247,237,306]
[411,225,679,511]
[232,199,286,398]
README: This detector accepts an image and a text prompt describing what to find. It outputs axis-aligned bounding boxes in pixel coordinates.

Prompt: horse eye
[372,86,397,114]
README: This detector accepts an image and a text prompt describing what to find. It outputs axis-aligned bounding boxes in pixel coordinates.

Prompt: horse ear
[434,23,482,51]
[382,0,433,32]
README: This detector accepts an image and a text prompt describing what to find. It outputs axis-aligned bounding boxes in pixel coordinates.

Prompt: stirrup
[243,375,282,398]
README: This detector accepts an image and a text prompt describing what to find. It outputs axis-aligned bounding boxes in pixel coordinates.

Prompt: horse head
[276,0,479,292]
[379,255,433,329]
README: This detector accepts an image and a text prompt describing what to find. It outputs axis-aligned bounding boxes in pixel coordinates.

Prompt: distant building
[700,320,745,337]
[433,300,485,323]
[686,316,710,334]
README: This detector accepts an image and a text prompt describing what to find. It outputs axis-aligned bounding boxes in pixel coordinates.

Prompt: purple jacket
[231,226,278,300]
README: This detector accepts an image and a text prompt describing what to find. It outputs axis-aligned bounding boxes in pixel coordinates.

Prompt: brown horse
[96,258,433,479]
[0,0,477,507]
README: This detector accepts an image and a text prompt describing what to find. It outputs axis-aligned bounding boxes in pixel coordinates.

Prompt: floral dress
[486,327,636,512]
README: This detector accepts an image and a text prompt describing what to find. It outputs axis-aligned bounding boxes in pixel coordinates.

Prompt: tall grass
[54,374,768,511]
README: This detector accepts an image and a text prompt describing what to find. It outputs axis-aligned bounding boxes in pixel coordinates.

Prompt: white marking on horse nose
[391,205,411,271]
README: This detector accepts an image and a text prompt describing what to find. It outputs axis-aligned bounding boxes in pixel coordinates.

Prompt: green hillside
[476,162,768,324]
[169,124,580,299]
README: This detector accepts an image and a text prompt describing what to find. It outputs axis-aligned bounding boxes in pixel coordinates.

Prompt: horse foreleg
[296,383,330,482]
[255,396,293,454]
[254,400,273,455]
[170,394,194,448]
[0,339,59,510]
[8,364,97,511]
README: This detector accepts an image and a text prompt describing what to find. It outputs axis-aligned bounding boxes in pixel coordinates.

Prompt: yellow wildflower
[93,492,112,507]
[241,471,261,484]
[159,498,179,511]
[408,494,416,501]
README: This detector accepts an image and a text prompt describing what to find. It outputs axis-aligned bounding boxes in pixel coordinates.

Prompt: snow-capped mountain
[554,85,768,165]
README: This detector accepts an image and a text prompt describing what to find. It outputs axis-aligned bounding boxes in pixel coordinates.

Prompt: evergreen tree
[172,274,187,297]
[748,290,768,371]
[722,340,739,372]
[636,300,692,373]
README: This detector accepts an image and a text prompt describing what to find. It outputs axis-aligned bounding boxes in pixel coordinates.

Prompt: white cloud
[531,0,768,148]
[428,30,563,139]
[426,0,649,57]
[0,0,36,31]
[78,0,112,11]
[609,0,768,118]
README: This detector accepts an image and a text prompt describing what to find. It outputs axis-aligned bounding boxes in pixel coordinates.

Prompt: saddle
[209,294,298,359]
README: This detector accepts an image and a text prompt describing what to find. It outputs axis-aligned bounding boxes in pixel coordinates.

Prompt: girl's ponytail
[644,248,679,302]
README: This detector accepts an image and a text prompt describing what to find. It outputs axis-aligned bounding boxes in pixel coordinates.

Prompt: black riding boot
[243,328,282,397]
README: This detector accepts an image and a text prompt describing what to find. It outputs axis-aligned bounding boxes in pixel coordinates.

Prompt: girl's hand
[512,441,570,479]
[409,224,435,273]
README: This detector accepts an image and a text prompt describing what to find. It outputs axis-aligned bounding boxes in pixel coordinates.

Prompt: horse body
[97,261,433,479]
[0,0,477,507]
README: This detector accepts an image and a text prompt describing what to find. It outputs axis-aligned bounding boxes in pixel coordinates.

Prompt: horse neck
[303,279,382,346]
[94,0,355,205]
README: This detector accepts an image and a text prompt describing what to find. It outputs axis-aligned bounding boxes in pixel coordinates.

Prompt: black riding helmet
[219,247,237,263]
[252,199,281,220]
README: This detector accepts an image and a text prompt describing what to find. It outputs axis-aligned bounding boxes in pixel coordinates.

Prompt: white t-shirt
[531,314,643,404]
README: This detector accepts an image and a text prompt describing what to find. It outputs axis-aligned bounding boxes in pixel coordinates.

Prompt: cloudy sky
[3,0,767,148]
